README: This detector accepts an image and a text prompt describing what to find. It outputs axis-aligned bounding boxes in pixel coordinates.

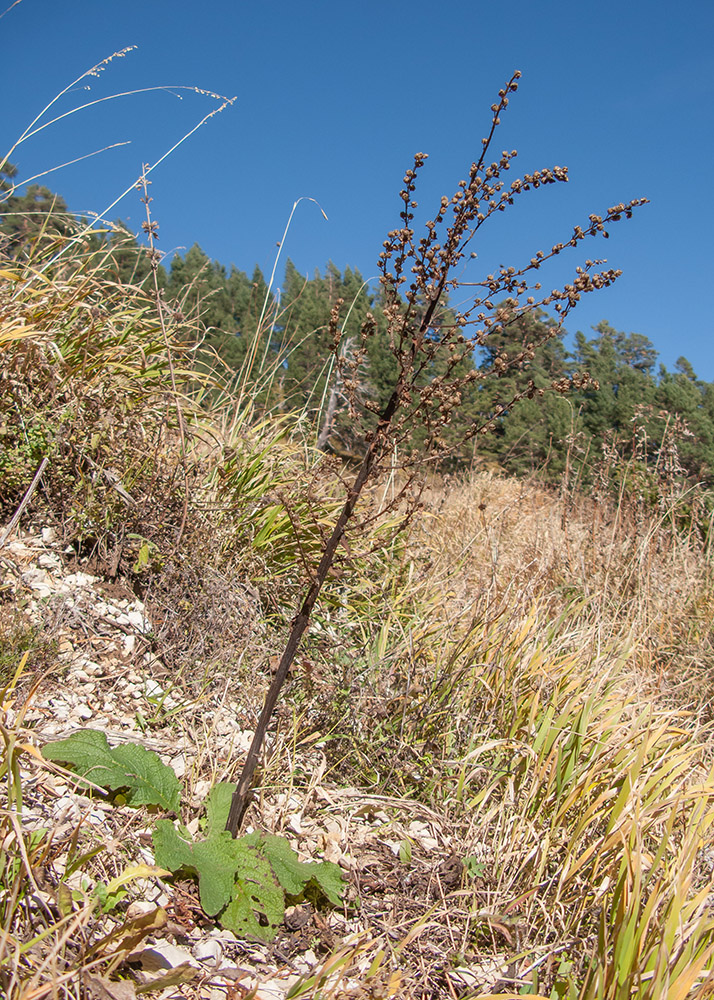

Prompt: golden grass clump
[0,231,194,549]
[286,468,713,996]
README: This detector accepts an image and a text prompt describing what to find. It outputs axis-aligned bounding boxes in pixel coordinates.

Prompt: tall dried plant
[225,70,647,834]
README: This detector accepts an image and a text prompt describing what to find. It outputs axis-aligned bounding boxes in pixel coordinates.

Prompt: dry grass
[285,468,714,996]
[409,471,714,695]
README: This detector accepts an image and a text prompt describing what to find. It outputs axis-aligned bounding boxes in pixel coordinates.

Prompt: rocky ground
[0,525,503,999]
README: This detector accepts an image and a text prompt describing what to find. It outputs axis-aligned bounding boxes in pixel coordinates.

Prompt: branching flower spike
[225,70,647,835]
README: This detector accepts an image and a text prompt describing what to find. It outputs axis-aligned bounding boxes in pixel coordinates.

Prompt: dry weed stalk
[226,70,647,834]
[137,166,191,547]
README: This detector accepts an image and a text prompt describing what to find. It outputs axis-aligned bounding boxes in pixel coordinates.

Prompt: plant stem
[225,389,400,836]
[225,255,451,835]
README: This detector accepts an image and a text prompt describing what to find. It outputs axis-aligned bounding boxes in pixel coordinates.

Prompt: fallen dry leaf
[84,974,136,1000]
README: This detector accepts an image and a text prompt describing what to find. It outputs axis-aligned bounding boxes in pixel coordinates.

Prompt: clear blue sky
[2,0,713,378]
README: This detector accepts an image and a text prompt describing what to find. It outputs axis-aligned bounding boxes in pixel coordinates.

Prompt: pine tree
[474,306,573,475]
[278,261,382,448]
[655,359,714,481]
[572,322,657,442]
[0,162,71,253]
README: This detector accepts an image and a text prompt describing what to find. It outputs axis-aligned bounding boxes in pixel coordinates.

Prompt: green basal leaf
[261,833,344,906]
[152,820,241,916]
[220,861,284,942]
[203,781,236,837]
[43,730,181,812]
[152,799,345,942]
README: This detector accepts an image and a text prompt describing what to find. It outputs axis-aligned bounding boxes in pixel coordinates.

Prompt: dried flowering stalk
[225,70,647,835]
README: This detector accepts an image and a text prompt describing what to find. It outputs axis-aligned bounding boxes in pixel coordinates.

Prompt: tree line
[2,165,713,505]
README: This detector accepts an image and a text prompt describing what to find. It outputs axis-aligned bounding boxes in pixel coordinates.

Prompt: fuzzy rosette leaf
[153,782,345,941]
[152,820,242,916]
[259,833,344,906]
[220,846,285,940]
[43,729,181,812]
